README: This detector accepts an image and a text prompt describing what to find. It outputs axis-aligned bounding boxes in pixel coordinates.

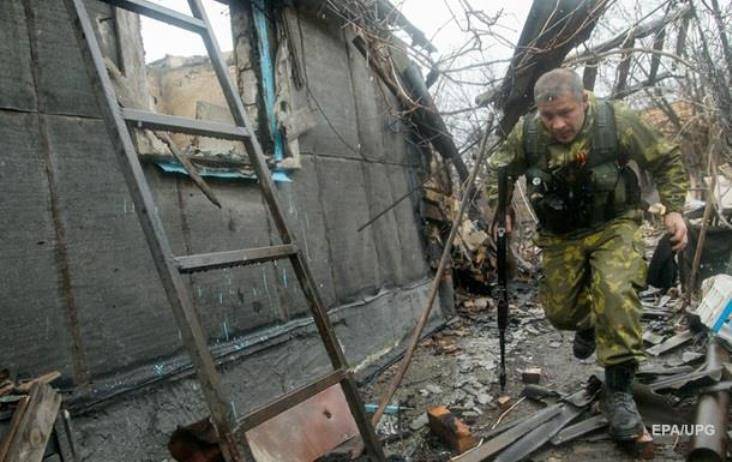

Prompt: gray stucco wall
[0,1,447,460]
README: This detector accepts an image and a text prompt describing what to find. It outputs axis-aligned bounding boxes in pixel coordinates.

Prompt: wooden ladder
[61,0,385,460]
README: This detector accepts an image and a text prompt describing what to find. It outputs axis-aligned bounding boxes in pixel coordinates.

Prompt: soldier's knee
[540,292,581,330]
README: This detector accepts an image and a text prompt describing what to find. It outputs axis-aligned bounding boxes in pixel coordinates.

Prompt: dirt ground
[357,226,716,461]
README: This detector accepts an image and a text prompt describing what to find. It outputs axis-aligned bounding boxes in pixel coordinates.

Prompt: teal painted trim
[712,299,732,333]
[153,159,291,183]
[252,0,289,182]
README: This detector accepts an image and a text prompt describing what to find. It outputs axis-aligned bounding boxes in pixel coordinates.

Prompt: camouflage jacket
[484,92,688,218]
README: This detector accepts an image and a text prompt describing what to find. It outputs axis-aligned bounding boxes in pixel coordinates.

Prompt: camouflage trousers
[535,216,646,366]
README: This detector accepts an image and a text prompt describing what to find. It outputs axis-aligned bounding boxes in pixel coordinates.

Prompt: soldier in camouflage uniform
[485,69,689,441]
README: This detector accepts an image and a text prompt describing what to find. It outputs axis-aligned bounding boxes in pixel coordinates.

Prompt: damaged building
[1,0,454,459]
[3,0,732,461]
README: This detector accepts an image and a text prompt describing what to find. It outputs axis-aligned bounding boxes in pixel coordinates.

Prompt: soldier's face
[537,92,589,144]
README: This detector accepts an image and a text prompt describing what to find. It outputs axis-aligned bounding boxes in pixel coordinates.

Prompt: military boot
[601,361,644,441]
[572,328,596,359]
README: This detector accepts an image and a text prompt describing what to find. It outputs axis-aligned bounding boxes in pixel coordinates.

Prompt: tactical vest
[523,100,641,235]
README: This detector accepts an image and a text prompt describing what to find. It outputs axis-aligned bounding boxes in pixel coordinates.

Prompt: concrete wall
[0,1,446,460]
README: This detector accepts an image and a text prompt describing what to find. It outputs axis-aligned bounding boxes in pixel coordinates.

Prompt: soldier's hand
[664,212,688,253]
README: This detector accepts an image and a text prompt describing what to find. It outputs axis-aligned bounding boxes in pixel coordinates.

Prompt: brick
[497,395,512,411]
[427,406,475,454]
[521,367,542,384]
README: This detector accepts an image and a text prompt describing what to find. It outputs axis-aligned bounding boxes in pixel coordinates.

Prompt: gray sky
[140,1,534,64]
[140,0,233,63]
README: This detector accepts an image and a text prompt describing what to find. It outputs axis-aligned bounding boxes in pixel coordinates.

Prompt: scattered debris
[521,384,561,401]
[409,413,429,431]
[646,330,695,356]
[643,330,665,345]
[692,274,732,343]
[551,415,608,446]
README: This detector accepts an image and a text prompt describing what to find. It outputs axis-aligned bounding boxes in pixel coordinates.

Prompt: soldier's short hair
[534,69,584,103]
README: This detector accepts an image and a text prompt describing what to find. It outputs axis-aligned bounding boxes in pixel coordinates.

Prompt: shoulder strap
[523,112,543,167]
[589,99,622,168]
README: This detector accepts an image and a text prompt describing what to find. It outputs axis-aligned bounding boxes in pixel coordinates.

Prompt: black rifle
[496,167,510,390]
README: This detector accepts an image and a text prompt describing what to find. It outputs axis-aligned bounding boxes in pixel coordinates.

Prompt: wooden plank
[176,245,297,274]
[0,395,29,461]
[155,133,221,208]
[2,383,61,462]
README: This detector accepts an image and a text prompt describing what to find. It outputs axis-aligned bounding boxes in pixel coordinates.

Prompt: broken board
[246,384,359,461]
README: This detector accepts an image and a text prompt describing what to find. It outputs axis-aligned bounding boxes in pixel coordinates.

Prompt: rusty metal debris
[688,339,729,462]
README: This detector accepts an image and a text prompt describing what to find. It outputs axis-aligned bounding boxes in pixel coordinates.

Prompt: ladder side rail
[184,3,384,458]
[186,0,293,243]
[62,2,247,461]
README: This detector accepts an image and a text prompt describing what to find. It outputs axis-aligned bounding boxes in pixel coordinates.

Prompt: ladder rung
[175,244,297,273]
[236,369,348,432]
[101,0,207,34]
[122,108,249,140]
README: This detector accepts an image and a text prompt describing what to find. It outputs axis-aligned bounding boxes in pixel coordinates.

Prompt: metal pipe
[688,339,729,461]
